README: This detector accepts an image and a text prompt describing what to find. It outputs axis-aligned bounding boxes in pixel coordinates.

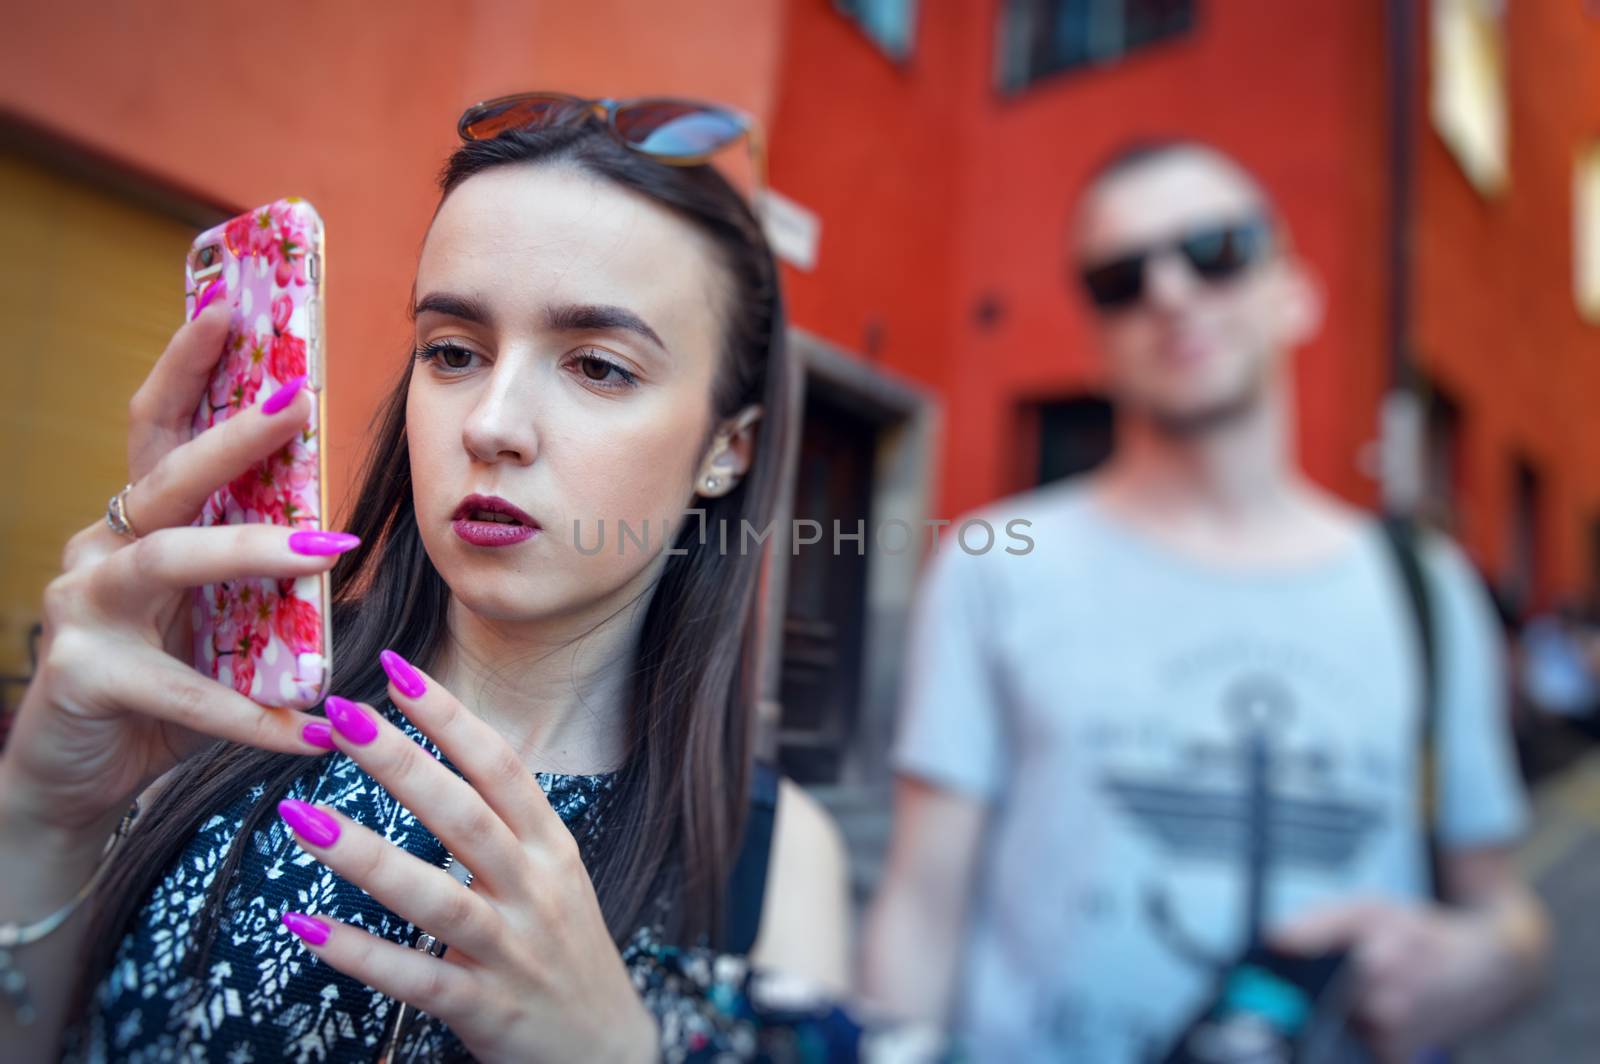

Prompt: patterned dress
[65,705,879,1063]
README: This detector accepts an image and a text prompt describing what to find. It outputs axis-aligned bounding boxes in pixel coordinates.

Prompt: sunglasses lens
[460,95,589,140]
[1181,222,1265,279]
[613,101,746,158]
[1081,256,1146,310]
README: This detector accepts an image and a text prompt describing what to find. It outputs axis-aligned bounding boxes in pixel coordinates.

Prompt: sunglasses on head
[457,91,766,196]
[1077,215,1273,312]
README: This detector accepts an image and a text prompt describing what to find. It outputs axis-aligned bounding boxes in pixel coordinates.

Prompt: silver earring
[704,475,722,492]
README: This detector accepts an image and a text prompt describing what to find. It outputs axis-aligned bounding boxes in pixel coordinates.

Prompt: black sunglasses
[1078,216,1273,311]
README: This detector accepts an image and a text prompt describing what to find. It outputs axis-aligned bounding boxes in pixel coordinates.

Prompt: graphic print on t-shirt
[893,493,1529,1062]
[1101,671,1388,972]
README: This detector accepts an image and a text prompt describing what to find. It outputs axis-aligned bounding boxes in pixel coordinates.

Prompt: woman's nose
[460,362,540,465]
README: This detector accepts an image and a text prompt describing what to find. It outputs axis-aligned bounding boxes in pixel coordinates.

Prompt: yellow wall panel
[0,153,200,698]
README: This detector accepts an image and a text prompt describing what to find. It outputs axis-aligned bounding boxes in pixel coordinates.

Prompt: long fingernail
[193,278,226,320]
[281,911,331,946]
[301,721,335,750]
[288,530,360,556]
[277,798,340,847]
[262,374,308,416]
[325,695,379,745]
[379,649,427,699]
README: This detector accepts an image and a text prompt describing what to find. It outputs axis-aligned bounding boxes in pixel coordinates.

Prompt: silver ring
[106,483,141,540]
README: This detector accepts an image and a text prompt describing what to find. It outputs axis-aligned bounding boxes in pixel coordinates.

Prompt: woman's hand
[1,297,345,845]
[274,651,658,1064]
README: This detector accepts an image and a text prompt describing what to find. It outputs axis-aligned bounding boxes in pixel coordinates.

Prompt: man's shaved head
[1073,138,1283,257]
[1068,138,1321,438]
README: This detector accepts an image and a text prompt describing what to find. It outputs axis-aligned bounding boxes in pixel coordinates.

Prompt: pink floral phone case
[186,198,329,708]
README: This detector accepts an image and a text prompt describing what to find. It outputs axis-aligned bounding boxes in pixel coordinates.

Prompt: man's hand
[1272,890,1545,1063]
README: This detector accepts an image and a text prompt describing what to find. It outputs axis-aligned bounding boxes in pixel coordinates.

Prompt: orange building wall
[770,0,1393,523]
[772,0,1599,604]
[7,0,1598,600]
[1413,1,1600,602]
[2,0,785,511]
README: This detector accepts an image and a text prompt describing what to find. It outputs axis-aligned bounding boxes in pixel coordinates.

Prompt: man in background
[863,140,1548,1062]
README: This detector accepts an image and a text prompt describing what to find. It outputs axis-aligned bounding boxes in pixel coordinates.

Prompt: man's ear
[696,404,764,496]
[1275,256,1326,348]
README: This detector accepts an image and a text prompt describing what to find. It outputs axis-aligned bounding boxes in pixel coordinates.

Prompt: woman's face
[407,163,736,624]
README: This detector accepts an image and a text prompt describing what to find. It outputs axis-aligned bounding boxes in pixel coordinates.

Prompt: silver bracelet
[0,801,140,1026]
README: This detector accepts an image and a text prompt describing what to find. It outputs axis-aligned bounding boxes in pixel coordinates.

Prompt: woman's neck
[430,590,651,776]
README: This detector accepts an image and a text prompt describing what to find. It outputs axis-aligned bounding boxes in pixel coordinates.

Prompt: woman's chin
[443,577,565,625]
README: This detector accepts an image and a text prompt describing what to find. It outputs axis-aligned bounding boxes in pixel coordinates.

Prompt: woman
[0,94,852,1062]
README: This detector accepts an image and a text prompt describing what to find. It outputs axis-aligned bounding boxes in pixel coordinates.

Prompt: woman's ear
[696,404,763,497]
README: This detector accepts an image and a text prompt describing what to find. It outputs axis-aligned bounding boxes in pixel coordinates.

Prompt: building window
[996,0,1196,93]
[1430,0,1508,195]
[1577,141,1600,324]
[833,0,918,62]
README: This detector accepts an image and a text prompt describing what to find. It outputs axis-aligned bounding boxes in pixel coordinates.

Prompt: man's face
[1073,150,1319,433]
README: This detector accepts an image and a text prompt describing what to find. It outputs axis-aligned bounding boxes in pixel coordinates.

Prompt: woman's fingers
[278,911,482,1035]
[276,800,506,964]
[87,524,358,617]
[123,373,314,537]
[376,651,561,845]
[317,697,530,894]
[43,637,329,754]
[126,292,236,475]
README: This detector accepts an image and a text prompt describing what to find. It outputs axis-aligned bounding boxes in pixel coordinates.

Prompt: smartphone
[185,197,330,709]
[1161,945,1372,1064]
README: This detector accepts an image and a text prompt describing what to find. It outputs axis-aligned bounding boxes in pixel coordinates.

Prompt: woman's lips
[451,493,540,548]
[452,518,537,547]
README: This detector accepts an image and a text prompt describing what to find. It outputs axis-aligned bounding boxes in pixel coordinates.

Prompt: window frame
[831,0,920,66]
[993,0,1199,96]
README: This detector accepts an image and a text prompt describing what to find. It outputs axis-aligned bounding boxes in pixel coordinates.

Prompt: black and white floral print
[63,702,906,1063]
[67,704,613,1063]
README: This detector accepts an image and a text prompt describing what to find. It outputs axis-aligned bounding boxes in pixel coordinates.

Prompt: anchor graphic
[1102,674,1385,968]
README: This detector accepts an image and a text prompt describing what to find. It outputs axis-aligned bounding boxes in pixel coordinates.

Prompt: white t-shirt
[892,483,1529,1063]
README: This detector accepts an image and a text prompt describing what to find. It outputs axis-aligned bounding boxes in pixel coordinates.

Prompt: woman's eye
[415,342,477,371]
[572,351,638,390]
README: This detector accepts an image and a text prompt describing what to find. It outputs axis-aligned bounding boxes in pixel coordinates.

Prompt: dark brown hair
[76,118,794,1009]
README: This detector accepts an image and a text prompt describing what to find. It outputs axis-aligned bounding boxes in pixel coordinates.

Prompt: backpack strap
[1378,514,1445,902]
[720,759,781,954]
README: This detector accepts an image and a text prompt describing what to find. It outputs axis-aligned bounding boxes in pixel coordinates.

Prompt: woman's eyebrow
[545,302,667,352]
[411,292,492,324]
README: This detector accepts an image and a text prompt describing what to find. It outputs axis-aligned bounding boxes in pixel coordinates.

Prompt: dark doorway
[1033,394,1115,486]
[1508,456,1544,612]
[1587,516,1600,613]
[1422,383,1464,533]
[777,391,877,784]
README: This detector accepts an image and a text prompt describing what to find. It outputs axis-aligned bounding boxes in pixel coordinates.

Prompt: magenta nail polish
[301,721,335,750]
[288,530,360,556]
[193,278,226,320]
[278,798,340,847]
[282,911,331,946]
[324,695,379,745]
[379,649,427,700]
[261,374,308,415]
